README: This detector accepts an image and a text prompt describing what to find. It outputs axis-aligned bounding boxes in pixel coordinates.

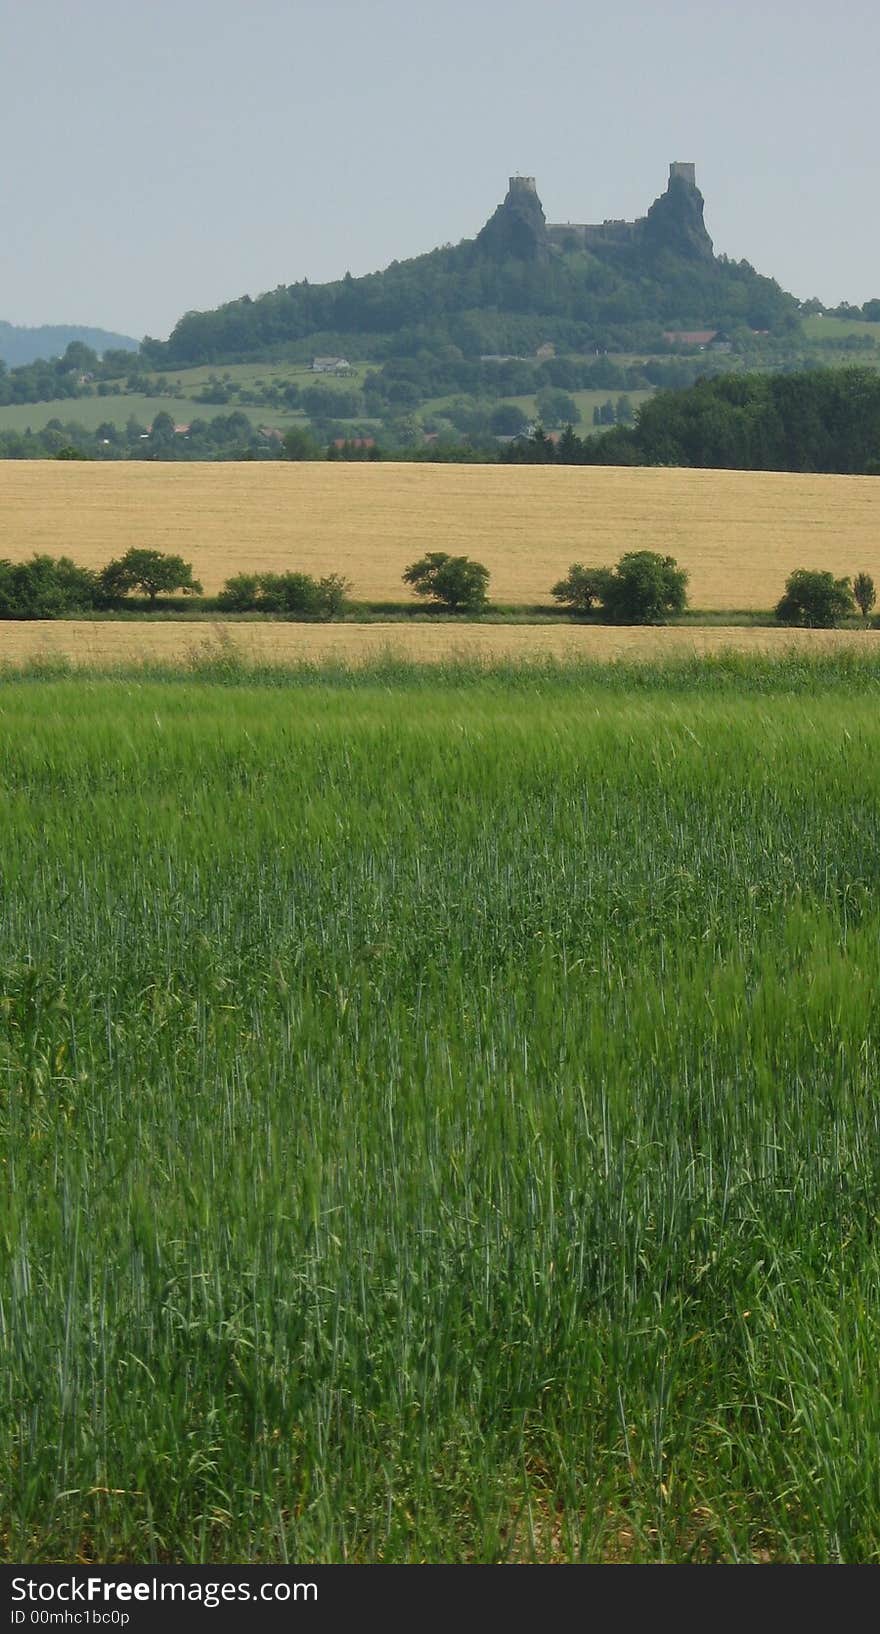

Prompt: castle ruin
[478,164,712,267]
[545,162,698,251]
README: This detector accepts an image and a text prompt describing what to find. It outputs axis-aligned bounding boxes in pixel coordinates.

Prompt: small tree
[100,547,202,603]
[775,569,854,628]
[535,387,581,428]
[551,562,611,614]
[149,412,176,450]
[556,424,584,464]
[601,551,688,624]
[489,403,529,437]
[282,426,320,461]
[853,572,876,622]
[313,574,351,619]
[217,573,261,612]
[403,552,489,613]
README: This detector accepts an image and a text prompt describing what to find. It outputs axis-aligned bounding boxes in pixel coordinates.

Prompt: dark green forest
[506,368,880,475]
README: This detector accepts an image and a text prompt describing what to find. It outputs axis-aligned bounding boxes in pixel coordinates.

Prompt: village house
[310,356,352,374]
[663,329,734,353]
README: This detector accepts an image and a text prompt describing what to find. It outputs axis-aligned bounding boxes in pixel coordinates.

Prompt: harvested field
[3,618,880,669]
[1,461,878,607]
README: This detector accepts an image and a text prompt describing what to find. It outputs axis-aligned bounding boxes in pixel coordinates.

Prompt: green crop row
[2,661,880,1562]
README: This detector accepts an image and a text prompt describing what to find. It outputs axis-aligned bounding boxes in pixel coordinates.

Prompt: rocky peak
[475,176,550,262]
[641,167,714,262]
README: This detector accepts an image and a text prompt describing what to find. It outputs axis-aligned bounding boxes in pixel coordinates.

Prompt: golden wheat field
[3,619,880,669]
[1,461,879,608]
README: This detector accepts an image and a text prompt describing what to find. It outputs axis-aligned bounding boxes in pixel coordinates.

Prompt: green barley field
[3,653,880,1563]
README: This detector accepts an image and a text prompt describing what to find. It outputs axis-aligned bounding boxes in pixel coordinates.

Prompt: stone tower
[669,161,696,186]
[475,176,548,261]
[508,175,537,195]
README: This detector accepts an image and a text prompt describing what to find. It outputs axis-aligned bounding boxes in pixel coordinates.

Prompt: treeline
[6,367,880,475]
[6,547,874,630]
[0,546,691,624]
[505,367,880,475]
[0,411,283,463]
[0,342,143,408]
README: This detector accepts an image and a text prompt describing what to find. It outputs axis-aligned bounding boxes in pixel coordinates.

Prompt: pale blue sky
[2,0,878,338]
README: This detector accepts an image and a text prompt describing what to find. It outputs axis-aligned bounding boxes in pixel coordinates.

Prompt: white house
[310,356,352,374]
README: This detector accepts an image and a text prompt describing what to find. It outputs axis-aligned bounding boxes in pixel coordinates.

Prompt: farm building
[663,329,718,347]
[311,356,352,374]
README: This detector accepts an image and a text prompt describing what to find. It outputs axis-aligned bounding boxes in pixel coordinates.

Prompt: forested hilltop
[142,167,801,367]
[0,320,137,369]
[4,166,880,463]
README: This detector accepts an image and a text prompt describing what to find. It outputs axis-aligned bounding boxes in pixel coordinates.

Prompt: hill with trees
[0,321,138,368]
[5,168,880,462]
[141,167,801,369]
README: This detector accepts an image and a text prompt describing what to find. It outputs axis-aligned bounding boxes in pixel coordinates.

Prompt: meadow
[1,461,879,609]
[0,365,641,442]
[3,654,880,1563]
[801,314,880,342]
[0,363,369,437]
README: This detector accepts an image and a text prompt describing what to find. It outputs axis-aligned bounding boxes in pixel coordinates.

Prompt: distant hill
[0,321,139,368]
[143,165,801,368]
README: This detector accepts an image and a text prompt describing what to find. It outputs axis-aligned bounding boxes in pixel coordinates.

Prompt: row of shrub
[551,555,688,623]
[217,552,686,622]
[0,547,876,628]
[551,562,879,627]
[1,547,681,622]
[775,569,876,627]
[392,557,879,626]
[0,548,201,619]
[0,550,361,621]
[0,555,100,620]
[217,572,350,618]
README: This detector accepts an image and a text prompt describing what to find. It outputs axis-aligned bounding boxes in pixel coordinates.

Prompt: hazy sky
[2,0,878,339]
